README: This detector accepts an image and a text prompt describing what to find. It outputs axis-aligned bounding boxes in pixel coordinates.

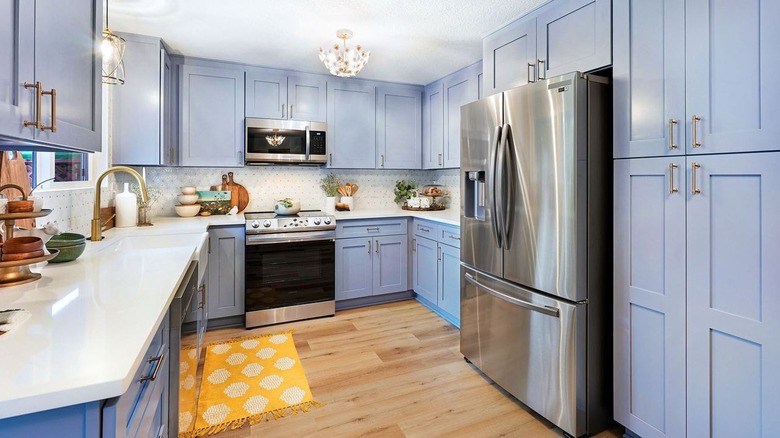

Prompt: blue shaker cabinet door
[376,84,422,169]
[372,235,408,296]
[245,71,287,120]
[613,157,687,438]
[0,0,34,141]
[335,238,374,300]
[483,17,537,96]
[685,0,780,155]
[288,74,327,122]
[613,0,685,159]
[180,65,245,167]
[422,81,444,169]
[443,65,479,169]
[412,236,439,304]
[685,153,780,437]
[327,81,376,168]
[207,226,245,319]
[438,243,461,325]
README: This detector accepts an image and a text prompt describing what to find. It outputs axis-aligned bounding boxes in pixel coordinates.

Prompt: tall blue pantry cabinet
[613,1,780,437]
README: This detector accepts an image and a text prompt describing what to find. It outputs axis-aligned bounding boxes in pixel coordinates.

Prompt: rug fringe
[203,329,296,348]
[191,400,322,437]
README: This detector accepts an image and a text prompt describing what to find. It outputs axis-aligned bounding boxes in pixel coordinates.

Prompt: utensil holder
[341,196,354,211]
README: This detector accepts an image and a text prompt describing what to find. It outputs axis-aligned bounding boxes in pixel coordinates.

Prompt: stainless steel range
[244,210,336,328]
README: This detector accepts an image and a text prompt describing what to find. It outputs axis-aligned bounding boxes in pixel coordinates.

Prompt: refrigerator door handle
[499,123,514,249]
[491,125,503,248]
[464,273,560,318]
[496,124,509,250]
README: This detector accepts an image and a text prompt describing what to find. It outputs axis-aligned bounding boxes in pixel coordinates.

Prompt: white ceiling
[109,0,549,85]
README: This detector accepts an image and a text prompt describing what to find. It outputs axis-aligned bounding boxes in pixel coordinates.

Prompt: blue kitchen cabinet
[438,242,460,321]
[207,226,245,320]
[685,0,780,155]
[422,80,444,169]
[372,235,409,295]
[483,16,537,96]
[179,63,244,167]
[443,62,480,168]
[245,71,327,122]
[685,153,780,437]
[412,236,439,304]
[112,33,176,166]
[335,237,374,300]
[613,157,687,438]
[327,81,375,168]
[613,0,686,159]
[376,84,422,169]
[0,0,102,152]
[0,403,102,438]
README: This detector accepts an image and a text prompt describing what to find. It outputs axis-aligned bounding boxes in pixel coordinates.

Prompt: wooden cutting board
[0,151,35,229]
[226,172,249,212]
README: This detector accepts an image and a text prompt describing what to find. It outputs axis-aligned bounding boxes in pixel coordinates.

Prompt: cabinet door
[327,81,375,168]
[245,71,286,119]
[372,235,408,295]
[613,0,685,159]
[207,227,245,319]
[483,17,537,96]
[422,81,444,169]
[34,0,102,151]
[335,238,373,300]
[288,74,327,122]
[180,65,244,167]
[443,68,479,168]
[111,35,164,166]
[376,85,421,169]
[685,0,780,155]
[536,0,611,79]
[0,0,34,141]
[686,153,780,437]
[412,236,438,304]
[613,157,687,438]
[438,243,460,323]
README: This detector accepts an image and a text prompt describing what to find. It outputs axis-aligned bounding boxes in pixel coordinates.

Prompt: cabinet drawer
[439,226,461,249]
[336,218,408,238]
[413,220,439,239]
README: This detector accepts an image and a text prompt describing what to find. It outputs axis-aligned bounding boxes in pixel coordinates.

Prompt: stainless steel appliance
[245,118,327,165]
[244,210,336,328]
[460,72,611,438]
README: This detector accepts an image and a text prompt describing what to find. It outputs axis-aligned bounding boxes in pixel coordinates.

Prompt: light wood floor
[184,300,623,438]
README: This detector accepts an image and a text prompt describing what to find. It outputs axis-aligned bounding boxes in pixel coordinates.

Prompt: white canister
[324,196,337,214]
[115,183,138,228]
[420,197,432,209]
[341,196,354,211]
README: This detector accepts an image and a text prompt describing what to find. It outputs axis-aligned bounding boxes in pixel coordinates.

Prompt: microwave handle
[305,125,310,160]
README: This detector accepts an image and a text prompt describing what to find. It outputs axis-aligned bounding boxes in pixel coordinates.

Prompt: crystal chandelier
[102,0,126,85]
[266,129,286,147]
[319,29,370,78]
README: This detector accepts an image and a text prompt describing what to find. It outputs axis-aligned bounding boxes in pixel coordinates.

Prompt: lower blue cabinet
[412,220,461,327]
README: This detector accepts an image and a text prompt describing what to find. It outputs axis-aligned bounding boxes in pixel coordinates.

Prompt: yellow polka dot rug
[186,330,321,437]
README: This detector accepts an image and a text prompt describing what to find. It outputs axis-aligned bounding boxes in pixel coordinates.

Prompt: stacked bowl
[46,233,87,263]
[175,186,201,217]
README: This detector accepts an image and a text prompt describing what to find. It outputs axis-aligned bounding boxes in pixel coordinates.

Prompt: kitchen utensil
[2,250,44,262]
[348,183,359,195]
[46,242,86,263]
[226,172,250,212]
[180,186,197,195]
[221,175,228,190]
[3,236,43,254]
[7,200,33,213]
[274,198,301,215]
[46,233,87,247]
[177,194,199,205]
[0,153,34,228]
[175,204,202,217]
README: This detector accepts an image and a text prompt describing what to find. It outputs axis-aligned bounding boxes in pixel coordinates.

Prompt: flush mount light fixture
[102,0,126,85]
[266,129,286,147]
[319,29,370,78]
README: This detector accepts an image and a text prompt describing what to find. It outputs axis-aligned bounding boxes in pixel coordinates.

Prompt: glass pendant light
[102,0,126,85]
[319,29,370,78]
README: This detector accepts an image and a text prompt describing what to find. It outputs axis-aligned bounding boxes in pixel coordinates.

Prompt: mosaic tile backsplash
[37,167,460,233]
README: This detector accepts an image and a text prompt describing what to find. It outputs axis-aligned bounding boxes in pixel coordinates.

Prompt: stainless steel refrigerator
[460,72,611,437]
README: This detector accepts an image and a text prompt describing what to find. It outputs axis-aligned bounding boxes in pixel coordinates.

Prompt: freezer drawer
[460,265,587,437]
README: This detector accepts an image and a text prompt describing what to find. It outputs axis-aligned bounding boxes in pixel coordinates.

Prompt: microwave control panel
[310,131,326,155]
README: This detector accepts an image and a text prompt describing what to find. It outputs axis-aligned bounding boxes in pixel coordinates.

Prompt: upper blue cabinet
[327,80,376,168]
[614,0,780,158]
[376,85,422,169]
[0,0,102,152]
[245,70,327,122]
[483,0,611,96]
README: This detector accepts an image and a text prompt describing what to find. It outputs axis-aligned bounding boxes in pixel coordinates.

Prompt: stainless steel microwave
[245,118,327,165]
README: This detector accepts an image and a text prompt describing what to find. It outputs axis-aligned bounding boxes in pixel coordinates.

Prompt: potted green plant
[394,179,418,207]
[320,173,342,213]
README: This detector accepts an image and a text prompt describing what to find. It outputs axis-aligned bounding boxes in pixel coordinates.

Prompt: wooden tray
[401,205,446,212]
[0,209,52,221]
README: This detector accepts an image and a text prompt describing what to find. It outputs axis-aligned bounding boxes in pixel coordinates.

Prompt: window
[20,152,89,188]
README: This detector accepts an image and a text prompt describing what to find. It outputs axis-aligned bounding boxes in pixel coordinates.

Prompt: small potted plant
[320,173,342,214]
[394,179,418,208]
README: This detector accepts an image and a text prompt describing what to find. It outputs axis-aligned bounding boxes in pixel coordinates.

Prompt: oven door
[245,236,335,315]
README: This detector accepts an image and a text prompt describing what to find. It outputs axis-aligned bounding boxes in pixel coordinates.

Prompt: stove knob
[262,220,272,228]
[323,217,332,225]
[313,218,321,225]
[251,221,260,229]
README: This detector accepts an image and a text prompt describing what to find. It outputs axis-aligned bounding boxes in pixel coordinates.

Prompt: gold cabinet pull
[691,162,701,194]
[23,81,43,129]
[41,87,56,132]
[692,115,701,148]
[537,59,545,80]
[669,163,679,194]
[527,63,536,83]
[669,119,678,149]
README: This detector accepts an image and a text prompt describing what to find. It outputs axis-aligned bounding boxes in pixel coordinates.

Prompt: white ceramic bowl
[177,194,199,205]
[174,204,201,217]
[180,186,197,195]
[274,199,301,215]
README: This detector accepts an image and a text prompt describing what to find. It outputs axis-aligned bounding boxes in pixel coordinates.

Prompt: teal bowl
[46,233,87,248]
[46,242,85,263]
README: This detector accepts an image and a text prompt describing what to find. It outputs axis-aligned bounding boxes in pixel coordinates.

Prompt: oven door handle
[246,233,336,245]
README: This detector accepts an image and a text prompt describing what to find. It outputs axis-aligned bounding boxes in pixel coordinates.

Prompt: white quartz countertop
[333,208,460,226]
